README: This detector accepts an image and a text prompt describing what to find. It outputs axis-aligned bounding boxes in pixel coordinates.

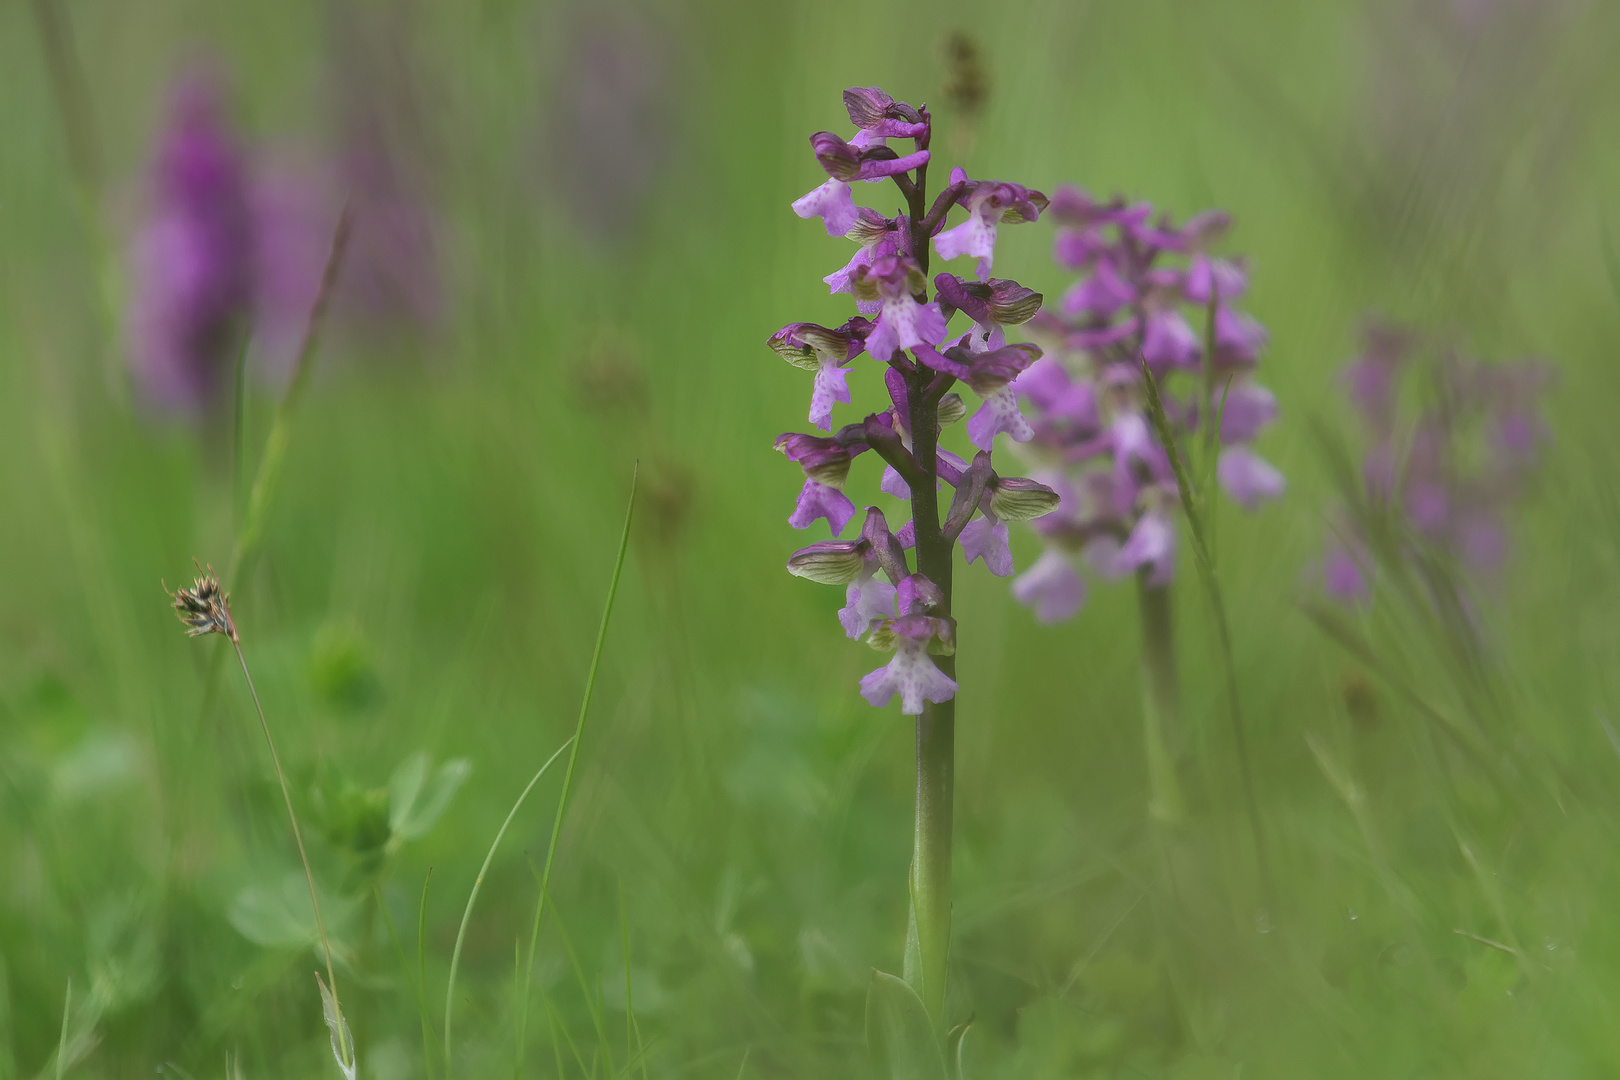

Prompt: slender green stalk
[619,881,647,1080]
[197,208,353,723]
[417,869,436,1080]
[904,379,955,1028]
[374,884,437,1080]
[532,885,614,1078]
[231,328,251,528]
[515,465,639,1063]
[442,737,574,1072]
[1136,575,1184,824]
[1138,359,1273,904]
[53,979,69,1080]
[229,638,349,1069]
[229,206,352,588]
[30,0,123,400]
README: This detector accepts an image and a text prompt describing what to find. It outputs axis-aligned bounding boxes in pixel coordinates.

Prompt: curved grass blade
[442,737,574,1073]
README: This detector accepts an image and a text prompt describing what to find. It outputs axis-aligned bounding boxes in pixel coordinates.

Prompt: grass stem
[442,737,573,1072]
[1139,358,1274,909]
[229,637,351,1071]
[514,464,638,1064]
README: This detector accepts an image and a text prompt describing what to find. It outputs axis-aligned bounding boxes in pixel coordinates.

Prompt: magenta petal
[934,211,997,280]
[809,361,851,431]
[791,177,858,237]
[881,465,911,500]
[1324,542,1372,604]
[1141,309,1201,372]
[839,576,897,639]
[788,480,856,533]
[1119,511,1176,585]
[959,516,1013,576]
[1217,446,1285,510]
[1218,382,1278,444]
[967,386,1033,450]
[1011,549,1086,623]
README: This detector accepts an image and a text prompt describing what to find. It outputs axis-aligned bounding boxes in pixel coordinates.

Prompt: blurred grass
[3,0,1620,1076]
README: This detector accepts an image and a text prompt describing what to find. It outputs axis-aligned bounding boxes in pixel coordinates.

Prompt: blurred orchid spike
[1006,188,1284,622]
[1323,318,1553,605]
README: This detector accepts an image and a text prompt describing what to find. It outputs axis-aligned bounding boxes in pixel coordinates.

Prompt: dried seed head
[165,561,237,641]
[942,32,988,119]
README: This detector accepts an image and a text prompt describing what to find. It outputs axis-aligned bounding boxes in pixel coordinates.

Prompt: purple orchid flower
[1323,320,1553,607]
[127,72,258,411]
[771,85,1054,719]
[858,575,959,715]
[1006,189,1284,622]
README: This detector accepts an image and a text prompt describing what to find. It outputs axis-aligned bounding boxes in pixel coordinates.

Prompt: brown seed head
[165,561,237,641]
[942,31,988,119]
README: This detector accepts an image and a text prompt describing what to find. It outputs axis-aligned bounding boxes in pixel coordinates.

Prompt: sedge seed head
[165,561,236,641]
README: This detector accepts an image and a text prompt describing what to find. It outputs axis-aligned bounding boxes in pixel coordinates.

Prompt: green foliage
[867,970,947,1080]
[2,0,1619,1077]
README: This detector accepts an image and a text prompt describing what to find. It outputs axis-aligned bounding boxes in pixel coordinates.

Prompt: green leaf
[866,969,947,1080]
[945,1018,973,1080]
[389,754,472,844]
[903,869,924,1000]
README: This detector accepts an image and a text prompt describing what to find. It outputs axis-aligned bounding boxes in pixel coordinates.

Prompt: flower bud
[787,540,868,584]
[989,476,1062,521]
[809,131,862,181]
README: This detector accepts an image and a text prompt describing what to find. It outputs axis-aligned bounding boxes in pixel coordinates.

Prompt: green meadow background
[3,0,1620,1076]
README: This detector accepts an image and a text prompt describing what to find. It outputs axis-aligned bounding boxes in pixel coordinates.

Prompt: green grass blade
[442,737,574,1076]
[374,884,438,1080]
[418,868,436,1080]
[53,979,70,1080]
[1139,359,1273,905]
[516,464,639,1063]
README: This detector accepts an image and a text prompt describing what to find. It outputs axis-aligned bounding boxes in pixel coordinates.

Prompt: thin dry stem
[231,637,351,1069]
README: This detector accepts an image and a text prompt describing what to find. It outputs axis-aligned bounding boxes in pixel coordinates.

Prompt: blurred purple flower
[1324,319,1554,604]
[1008,193,1284,621]
[541,4,671,246]
[321,4,445,335]
[127,72,257,411]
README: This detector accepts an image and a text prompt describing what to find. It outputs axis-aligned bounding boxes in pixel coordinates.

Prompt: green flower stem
[906,377,955,1029]
[910,698,955,1027]
[1136,575,1185,825]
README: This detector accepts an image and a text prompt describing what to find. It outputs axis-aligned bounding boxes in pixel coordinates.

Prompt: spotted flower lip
[934,173,1050,280]
[860,573,958,714]
[769,317,874,429]
[853,256,948,362]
